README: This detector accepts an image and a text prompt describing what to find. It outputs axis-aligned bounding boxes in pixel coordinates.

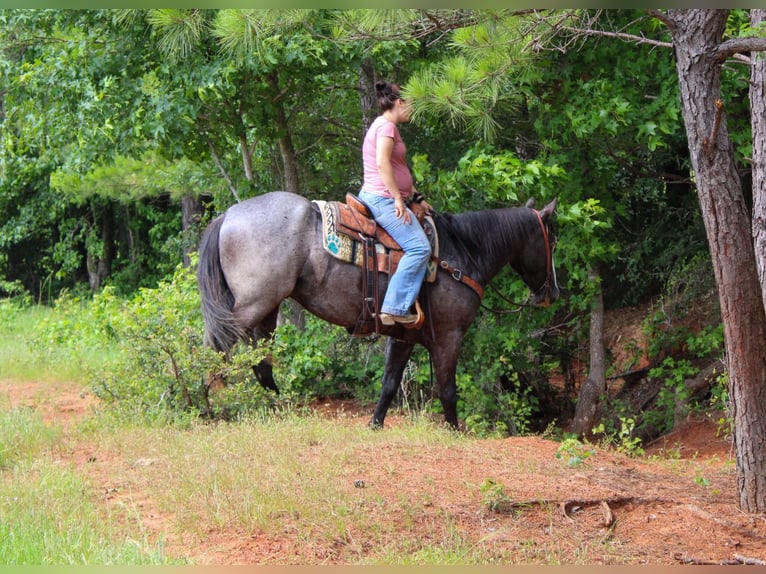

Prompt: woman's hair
[375,80,401,112]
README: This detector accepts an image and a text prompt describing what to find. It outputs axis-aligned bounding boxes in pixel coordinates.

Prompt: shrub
[93,263,277,419]
[273,315,386,402]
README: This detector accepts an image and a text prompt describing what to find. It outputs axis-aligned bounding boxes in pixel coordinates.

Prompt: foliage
[479,477,512,512]
[458,368,539,438]
[93,264,274,419]
[593,417,645,457]
[645,357,697,435]
[272,314,386,402]
[556,436,596,468]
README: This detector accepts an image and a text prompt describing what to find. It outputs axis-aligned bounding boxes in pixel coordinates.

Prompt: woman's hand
[394,197,411,224]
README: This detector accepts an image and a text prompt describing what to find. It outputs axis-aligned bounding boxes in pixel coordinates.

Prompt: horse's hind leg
[250,308,279,393]
[370,338,414,428]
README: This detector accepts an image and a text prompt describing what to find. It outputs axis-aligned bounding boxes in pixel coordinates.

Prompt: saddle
[316,193,438,335]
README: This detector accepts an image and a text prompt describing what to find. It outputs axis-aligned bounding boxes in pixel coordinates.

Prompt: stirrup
[402,300,425,330]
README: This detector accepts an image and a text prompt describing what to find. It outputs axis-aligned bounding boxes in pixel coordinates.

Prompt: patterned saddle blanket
[314,195,438,281]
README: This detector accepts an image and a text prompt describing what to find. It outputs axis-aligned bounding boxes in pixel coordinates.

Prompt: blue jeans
[359,191,432,316]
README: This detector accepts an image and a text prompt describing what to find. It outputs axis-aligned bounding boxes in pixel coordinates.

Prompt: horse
[197,191,559,429]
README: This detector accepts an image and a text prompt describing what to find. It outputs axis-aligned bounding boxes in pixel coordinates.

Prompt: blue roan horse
[197,191,559,429]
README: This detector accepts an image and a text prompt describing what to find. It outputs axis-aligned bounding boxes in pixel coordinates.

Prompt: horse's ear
[540,199,557,220]
[525,198,535,209]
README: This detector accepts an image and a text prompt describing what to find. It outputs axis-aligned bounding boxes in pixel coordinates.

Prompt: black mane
[434,208,535,282]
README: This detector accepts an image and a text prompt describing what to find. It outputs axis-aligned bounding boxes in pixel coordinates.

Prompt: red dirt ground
[2,377,765,565]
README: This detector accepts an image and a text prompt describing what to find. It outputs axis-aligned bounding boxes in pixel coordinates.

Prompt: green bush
[86,263,273,420]
[273,314,386,402]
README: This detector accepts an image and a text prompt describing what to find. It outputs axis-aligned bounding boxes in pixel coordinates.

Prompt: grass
[0,408,175,564]
[0,380,735,565]
[0,406,60,470]
[0,299,116,382]
[87,412,467,543]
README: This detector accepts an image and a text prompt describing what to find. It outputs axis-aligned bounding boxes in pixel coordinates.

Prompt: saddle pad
[315,200,438,282]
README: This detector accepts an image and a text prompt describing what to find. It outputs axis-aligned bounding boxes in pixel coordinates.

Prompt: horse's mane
[434,208,533,279]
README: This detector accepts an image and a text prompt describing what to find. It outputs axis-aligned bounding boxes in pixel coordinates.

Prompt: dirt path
[2,379,765,565]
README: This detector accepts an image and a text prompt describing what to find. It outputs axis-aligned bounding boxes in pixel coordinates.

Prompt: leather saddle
[317,193,435,334]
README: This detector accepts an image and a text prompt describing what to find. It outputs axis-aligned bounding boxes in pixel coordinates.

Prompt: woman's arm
[376,135,411,223]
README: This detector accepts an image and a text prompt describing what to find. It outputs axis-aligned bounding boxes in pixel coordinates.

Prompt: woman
[359,80,433,326]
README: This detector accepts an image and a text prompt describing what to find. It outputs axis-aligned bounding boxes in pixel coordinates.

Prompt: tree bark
[667,9,766,513]
[571,264,605,436]
[267,71,300,194]
[181,194,203,268]
[752,9,766,314]
[359,59,378,134]
[87,200,114,291]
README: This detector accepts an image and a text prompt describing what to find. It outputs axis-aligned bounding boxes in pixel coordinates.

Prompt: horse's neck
[441,208,530,284]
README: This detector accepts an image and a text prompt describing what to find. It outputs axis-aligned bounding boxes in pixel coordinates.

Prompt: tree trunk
[571,264,605,436]
[87,201,114,291]
[752,9,766,313]
[267,71,300,194]
[359,59,378,134]
[668,9,766,513]
[181,194,203,268]
[277,133,299,193]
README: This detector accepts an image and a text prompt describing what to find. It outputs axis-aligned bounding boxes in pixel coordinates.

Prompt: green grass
[0,407,177,564]
[0,461,174,564]
[0,406,60,470]
[0,299,116,382]
[88,412,466,539]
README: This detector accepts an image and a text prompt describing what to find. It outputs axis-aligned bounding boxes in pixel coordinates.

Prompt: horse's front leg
[370,338,414,429]
[431,344,461,430]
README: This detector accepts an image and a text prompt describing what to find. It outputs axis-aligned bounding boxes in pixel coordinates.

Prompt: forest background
[0,10,761,493]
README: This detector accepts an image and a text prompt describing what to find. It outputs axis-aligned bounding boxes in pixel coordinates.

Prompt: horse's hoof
[368,418,384,430]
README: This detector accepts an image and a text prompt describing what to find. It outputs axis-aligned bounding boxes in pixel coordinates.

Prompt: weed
[480,477,511,512]
[556,436,596,467]
[593,417,644,457]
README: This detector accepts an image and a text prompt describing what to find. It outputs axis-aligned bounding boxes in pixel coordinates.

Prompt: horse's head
[514,198,560,307]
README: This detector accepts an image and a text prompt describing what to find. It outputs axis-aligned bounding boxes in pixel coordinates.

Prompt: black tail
[197,215,246,352]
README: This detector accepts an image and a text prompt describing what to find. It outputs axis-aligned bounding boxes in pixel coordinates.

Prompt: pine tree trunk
[752,9,766,313]
[571,264,605,436]
[668,9,766,512]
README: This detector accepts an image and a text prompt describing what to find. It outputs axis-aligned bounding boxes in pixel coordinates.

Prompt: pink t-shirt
[362,115,414,199]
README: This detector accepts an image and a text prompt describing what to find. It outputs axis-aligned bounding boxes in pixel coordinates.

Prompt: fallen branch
[674,553,766,565]
[490,495,666,520]
[493,498,762,541]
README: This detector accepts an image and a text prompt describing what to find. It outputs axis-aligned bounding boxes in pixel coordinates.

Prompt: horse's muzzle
[531,283,560,307]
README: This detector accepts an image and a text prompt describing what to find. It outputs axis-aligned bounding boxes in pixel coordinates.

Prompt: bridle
[531,208,556,298]
[480,208,556,314]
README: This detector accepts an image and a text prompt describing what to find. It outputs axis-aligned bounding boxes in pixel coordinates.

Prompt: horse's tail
[197,215,246,352]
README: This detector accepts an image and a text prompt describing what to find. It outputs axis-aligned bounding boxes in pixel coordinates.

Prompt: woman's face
[397,97,413,122]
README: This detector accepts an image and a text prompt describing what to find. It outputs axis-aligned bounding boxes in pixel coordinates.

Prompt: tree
[648,9,766,513]
[752,10,766,312]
